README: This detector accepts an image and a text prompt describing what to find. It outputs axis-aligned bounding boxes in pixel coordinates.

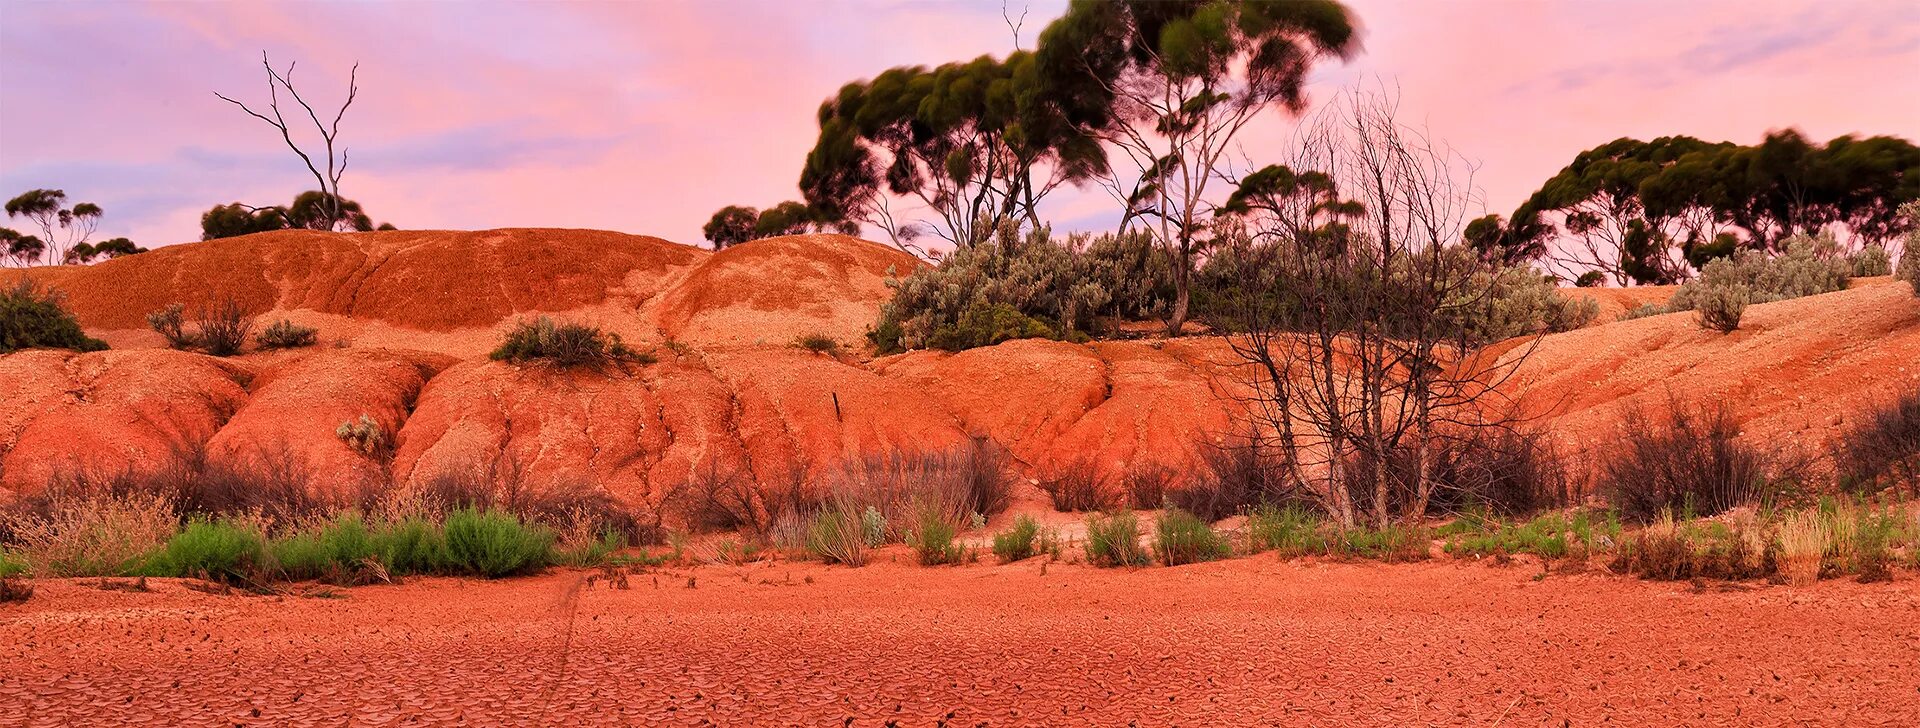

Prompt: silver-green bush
[1668,232,1850,312]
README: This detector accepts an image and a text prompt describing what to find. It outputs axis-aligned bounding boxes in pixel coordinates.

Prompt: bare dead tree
[1220,87,1545,528]
[214,52,359,231]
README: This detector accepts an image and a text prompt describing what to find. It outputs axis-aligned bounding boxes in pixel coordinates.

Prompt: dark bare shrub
[1601,398,1766,523]
[1123,463,1175,509]
[1039,458,1116,512]
[1430,428,1577,518]
[1170,433,1293,521]
[194,298,254,357]
[677,460,771,534]
[1836,387,1920,496]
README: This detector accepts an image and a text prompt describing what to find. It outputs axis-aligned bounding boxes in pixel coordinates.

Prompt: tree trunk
[1165,256,1190,336]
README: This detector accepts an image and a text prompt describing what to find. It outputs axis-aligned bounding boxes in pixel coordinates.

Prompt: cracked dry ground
[4,557,1918,726]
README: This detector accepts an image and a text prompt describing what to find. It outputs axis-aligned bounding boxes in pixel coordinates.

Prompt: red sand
[4,558,1917,725]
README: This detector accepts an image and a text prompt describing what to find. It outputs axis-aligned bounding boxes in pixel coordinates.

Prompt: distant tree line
[3,189,146,267]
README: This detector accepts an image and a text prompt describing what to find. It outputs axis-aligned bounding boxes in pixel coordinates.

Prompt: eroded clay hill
[2,228,1916,507]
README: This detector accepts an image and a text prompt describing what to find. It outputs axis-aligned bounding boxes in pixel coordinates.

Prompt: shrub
[269,512,380,582]
[1693,281,1748,333]
[255,319,318,349]
[1122,463,1175,509]
[1431,428,1576,518]
[1441,511,1614,560]
[1039,459,1115,512]
[1610,510,1771,581]
[1849,245,1892,277]
[1,279,107,354]
[1776,510,1825,586]
[1601,398,1766,523]
[1153,508,1228,566]
[556,529,626,568]
[1441,261,1599,345]
[147,303,195,349]
[1084,511,1149,567]
[859,506,887,547]
[194,298,254,357]
[793,333,840,356]
[1617,303,1669,321]
[1170,434,1291,521]
[808,443,1011,545]
[372,517,445,575]
[906,506,966,566]
[336,415,389,458]
[440,508,553,578]
[155,519,267,582]
[1836,387,1920,496]
[0,551,24,578]
[1668,233,1850,312]
[490,317,649,369]
[1244,504,1324,557]
[804,508,865,566]
[1,491,176,577]
[992,515,1042,563]
[869,221,1171,353]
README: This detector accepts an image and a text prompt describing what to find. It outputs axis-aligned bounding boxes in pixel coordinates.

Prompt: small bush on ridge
[1,279,107,354]
[491,316,650,369]
[256,319,319,349]
[1693,281,1748,333]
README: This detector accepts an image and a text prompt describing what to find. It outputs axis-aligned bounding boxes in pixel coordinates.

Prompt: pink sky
[2,0,1916,250]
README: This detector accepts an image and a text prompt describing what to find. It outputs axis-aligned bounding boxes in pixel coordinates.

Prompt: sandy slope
[2,229,1916,504]
[4,559,1916,725]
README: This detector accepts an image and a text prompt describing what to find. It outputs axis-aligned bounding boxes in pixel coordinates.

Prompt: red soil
[5,559,1916,725]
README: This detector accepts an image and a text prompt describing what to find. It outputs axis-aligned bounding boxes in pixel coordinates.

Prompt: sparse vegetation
[1668,234,1851,314]
[1692,280,1748,333]
[1,279,107,354]
[1836,387,1920,496]
[793,333,840,356]
[1601,398,1768,523]
[1849,244,1892,277]
[1084,511,1149,567]
[335,415,390,458]
[1152,508,1228,566]
[906,506,966,566]
[1244,504,1324,557]
[146,299,255,356]
[256,318,319,349]
[991,515,1043,563]
[490,316,649,369]
[1040,459,1115,512]
[804,508,865,566]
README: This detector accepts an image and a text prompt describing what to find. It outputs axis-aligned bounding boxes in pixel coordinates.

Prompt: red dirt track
[5,558,1917,726]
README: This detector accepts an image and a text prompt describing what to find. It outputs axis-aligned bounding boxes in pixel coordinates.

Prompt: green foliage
[5,188,105,266]
[199,192,391,240]
[372,518,446,575]
[256,319,318,349]
[1083,510,1149,567]
[1152,508,1228,566]
[1440,258,1599,345]
[703,205,760,249]
[1668,232,1851,313]
[1849,245,1893,277]
[155,520,267,582]
[804,508,866,566]
[906,507,966,566]
[872,222,1168,352]
[556,530,626,568]
[991,515,1042,562]
[1244,504,1325,557]
[490,316,650,369]
[1,279,107,354]
[440,509,554,578]
[1692,281,1748,333]
[1442,510,1618,560]
[859,506,887,547]
[66,237,146,264]
[270,513,379,581]
[1329,524,1427,561]
[1899,202,1920,296]
[0,551,25,578]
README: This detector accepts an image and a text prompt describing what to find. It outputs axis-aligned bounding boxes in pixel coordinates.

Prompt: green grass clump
[372,517,446,575]
[154,519,267,582]
[1153,508,1228,566]
[557,530,627,568]
[992,515,1042,562]
[1442,511,1619,560]
[805,509,866,566]
[793,333,840,356]
[441,509,554,578]
[1084,510,1150,567]
[270,513,379,581]
[907,508,966,565]
[1244,504,1325,557]
[0,551,26,578]
[490,316,651,368]
[1330,524,1427,562]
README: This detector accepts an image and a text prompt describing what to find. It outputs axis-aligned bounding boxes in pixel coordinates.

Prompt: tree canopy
[200,191,392,241]
[5,189,107,266]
